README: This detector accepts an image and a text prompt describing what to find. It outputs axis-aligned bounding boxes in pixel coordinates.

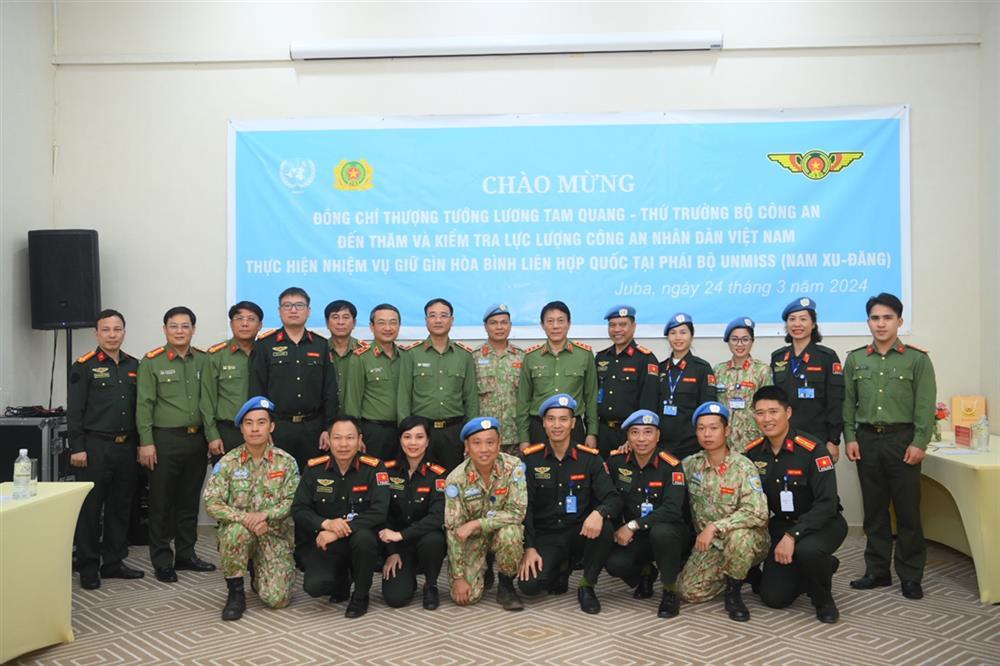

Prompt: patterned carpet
[13,533,1000,666]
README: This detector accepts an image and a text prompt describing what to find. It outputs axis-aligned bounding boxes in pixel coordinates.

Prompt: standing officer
[746,386,847,623]
[844,292,936,600]
[326,299,367,412]
[605,409,691,618]
[678,402,768,621]
[201,301,263,462]
[345,304,404,461]
[517,301,599,451]
[445,417,526,610]
[518,394,617,614]
[137,306,216,583]
[250,287,339,473]
[658,313,717,459]
[713,317,773,452]
[595,305,659,458]
[771,298,845,463]
[475,304,524,457]
[69,309,144,589]
[292,417,390,618]
[203,396,300,621]
[397,298,479,471]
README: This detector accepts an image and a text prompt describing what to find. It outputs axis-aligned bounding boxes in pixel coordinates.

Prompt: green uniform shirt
[397,338,479,422]
[203,444,300,539]
[842,339,937,449]
[136,346,207,446]
[200,338,253,442]
[474,343,524,447]
[344,342,402,422]
[516,341,599,442]
[329,336,367,414]
[683,449,768,536]
[712,357,773,452]
[67,347,139,453]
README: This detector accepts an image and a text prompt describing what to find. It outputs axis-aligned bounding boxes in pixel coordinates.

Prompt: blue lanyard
[789,355,807,384]
[666,364,685,403]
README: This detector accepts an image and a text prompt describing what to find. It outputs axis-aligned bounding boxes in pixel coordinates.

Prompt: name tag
[798,387,816,399]
[233,469,249,479]
[663,403,678,416]
[640,501,653,517]
[565,494,578,513]
[729,397,746,410]
[478,359,491,365]
[267,470,284,479]
[780,490,795,512]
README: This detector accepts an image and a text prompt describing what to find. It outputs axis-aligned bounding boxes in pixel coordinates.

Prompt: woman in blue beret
[657,313,718,459]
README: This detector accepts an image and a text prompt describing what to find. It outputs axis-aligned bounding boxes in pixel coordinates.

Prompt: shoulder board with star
[509,343,524,354]
[771,346,790,360]
[636,344,654,356]
[522,443,545,456]
[576,444,600,456]
[524,343,544,354]
[745,436,765,452]
[208,341,228,354]
[400,340,422,351]
[383,460,397,469]
[308,455,330,467]
[794,435,818,452]
[146,346,166,359]
[428,463,447,475]
[572,340,592,352]
[905,343,929,354]
[454,341,474,353]
[359,455,381,467]
[658,451,680,467]
[257,328,278,340]
[354,345,370,356]
[76,350,97,364]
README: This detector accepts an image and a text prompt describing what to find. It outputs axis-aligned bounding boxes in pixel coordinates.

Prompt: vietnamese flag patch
[376,472,390,485]
[436,479,446,491]
[832,363,843,375]
[816,456,834,472]
[672,472,685,485]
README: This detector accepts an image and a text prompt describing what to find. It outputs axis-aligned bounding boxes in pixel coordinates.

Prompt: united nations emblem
[334,159,374,191]
[279,158,316,193]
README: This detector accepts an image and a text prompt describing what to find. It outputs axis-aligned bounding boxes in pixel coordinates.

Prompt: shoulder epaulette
[658,451,680,467]
[76,350,97,364]
[145,346,165,359]
[814,344,838,357]
[524,343,544,354]
[356,339,369,348]
[771,346,789,358]
[523,443,545,456]
[573,340,593,352]
[849,345,868,354]
[745,437,765,452]
[257,328,278,340]
[308,455,330,467]
[359,455,381,467]
[454,341,474,353]
[636,344,654,355]
[509,343,524,353]
[906,343,929,354]
[794,435,817,452]
[208,341,228,354]
[401,341,422,351]
[354,345,369,356]
[384,460,397,469]
[192,346,205,354]
[428,463,447,475]
[576,444,600,456]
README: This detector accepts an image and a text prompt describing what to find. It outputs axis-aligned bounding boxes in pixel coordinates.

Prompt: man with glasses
[713,317,773,452]
[475,304,524,457]
[398,298,479,471]
[201,301,264,462]
[344,304,405,460]
[250,287,338,473]
[325,299,367,413]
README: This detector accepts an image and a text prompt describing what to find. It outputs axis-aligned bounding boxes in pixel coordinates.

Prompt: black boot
[657,590,679,618]
[222,577,246,621]
[745,565,762,594]
[483,552,495,591]
[724,576,750,622]
[634,566,658,599]
[497,574,524,611]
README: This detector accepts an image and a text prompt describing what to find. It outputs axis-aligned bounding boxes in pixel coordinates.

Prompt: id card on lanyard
[663,361,685,416]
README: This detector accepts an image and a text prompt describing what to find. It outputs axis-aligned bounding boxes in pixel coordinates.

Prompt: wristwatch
[626,520,640,531]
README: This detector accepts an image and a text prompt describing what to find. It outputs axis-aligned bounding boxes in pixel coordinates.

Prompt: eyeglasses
[280,302,308,311]
[166,323,192,331]
[729,337,752,345]
[232,316,259,324]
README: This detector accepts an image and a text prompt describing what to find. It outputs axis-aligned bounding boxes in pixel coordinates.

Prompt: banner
[228,107,910,339]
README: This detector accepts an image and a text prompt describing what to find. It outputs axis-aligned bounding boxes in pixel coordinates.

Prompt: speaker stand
[65,328,72,409]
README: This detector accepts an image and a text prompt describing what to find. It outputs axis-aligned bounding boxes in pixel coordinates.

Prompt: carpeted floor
[13,533,1000,665]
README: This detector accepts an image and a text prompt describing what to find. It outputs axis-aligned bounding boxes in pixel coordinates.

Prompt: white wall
[980,2,1000,434]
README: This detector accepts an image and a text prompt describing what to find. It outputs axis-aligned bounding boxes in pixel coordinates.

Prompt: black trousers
[300,528,379,600]
[517,522,614,595]
[528,416,587,448]
[605,521,691,587]
[381,530,447,607]
[210,420,244,465]
[148,429,208,571]
[424,420,463,472]
[273,416,325,474]
[597,421,627,459]
[74,435,138,575]
[360,420,399,462]
[760,514,848,608]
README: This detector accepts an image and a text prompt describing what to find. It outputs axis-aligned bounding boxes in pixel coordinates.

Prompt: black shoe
[175,555,216,572]
[483,565,495,592]
[850,573,891,590]
[901,580,924,599]
[422,584,440,610]
[815,601,840,623]
[724,576,750,622]
[548,569,570,595]
[80,572,101,590]
[577,587,601,614]
[657,590,679,618]
[634,567,657,599]
[155,567,178,583]
[329,576,350,603]
[746,565,762,595]
[222,577,246,621]
[497,575,524,611]
[101,563,145,580]
[345,595,369,618]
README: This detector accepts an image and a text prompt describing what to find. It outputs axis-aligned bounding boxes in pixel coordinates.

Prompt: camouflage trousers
[218,522,295,608]
[678,526,769,603]
[449,524,523,604]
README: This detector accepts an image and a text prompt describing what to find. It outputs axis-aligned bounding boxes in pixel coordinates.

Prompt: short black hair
[866,292,903,318]
[783,309,822,344]
[278,287,310,306]
[96,309,126,328]
[369,303,401,324]
[752,385,791,409]
[398,415,430,439]
[325,300,358,320]
[424,298,453,316]
[328,415,362,435]
[163,306,196,326]
[228,301,264,322]
[540,300,571,323]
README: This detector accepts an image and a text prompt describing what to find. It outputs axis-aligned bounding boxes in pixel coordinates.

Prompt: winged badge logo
[767,150,863,180]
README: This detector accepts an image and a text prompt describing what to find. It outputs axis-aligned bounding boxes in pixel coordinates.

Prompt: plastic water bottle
[13,449,32,499]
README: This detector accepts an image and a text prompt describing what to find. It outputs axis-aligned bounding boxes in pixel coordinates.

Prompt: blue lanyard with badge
[346,500,358,522]
[662,364,684,416]
[640,487,653,517]
[790,355,815,400]
[565,481,578,513]
[780,475,795,512]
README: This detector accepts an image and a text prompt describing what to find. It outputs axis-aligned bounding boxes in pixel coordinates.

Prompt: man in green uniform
[325,299,367,412]
[345,304,403,460]
[201,301,263,462]
[445,417,526,610]
[713,317,773,452]
[844,292,936,600]
[249,287,339,473]
[517,301,598,452]
[475,304,524,457]
[292,417,390,618]
[397,298,479,471]
[595,305,660,458]
[203,396,300,620]
[69,309,144,589]
[679,402,769,621]
[137,306,216,582]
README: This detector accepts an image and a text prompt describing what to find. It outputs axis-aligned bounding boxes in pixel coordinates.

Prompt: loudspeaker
[28,229,101,330]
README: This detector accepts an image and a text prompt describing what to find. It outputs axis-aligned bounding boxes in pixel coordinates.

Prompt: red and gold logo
[767,150,863,180]
[334,159,374,190]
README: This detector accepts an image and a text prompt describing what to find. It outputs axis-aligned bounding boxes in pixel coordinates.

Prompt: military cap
[723,316,755,342]
[460,416,502,441]
[622,409,660,430]
[483,304,511,322]
[235,395,275,426]
[691,400,730,426]
[782,297,817,321]
[539,393,577,417]
[663,312,693,335]
[604,305,636,320]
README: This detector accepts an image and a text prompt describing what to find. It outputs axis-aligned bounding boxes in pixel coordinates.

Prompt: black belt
[275,411,321,424]
[859,423,912,434]
[86,430,137,444]
[361,418,397,428]
[421,416,463,430]
[601,419,622,429]
[153,425,202,434]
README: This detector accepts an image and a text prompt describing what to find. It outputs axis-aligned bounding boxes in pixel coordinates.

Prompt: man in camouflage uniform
[203,396,300,620]
[679,402,769,621]
[445,417,527,610]
[475,304,523,456]
[712,317,773,452]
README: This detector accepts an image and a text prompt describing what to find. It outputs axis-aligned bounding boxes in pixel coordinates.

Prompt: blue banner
[228,108,910,339]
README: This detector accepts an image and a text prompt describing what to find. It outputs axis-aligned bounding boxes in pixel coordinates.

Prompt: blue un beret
[483,303,511,322]
[234,396,275,426]
[539,393,577,417]
[723,316,755,342]
[782,297,817,321]
[461,416,501,441]
[663,312,693,335]
[692,401,731,426]
[604,305,636,320]
[622,409,660,430]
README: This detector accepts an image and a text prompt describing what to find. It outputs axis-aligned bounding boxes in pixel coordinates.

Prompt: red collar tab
[276,331,285,342]
[97,351,107,362]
